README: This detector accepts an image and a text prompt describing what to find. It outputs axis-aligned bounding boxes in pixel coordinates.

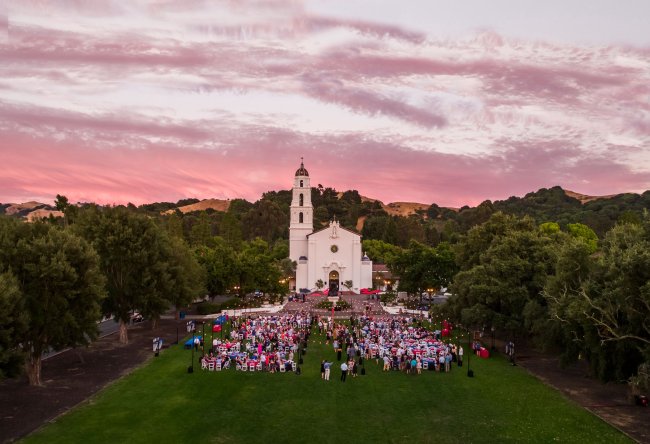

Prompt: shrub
[381,291,397,304]
[315,300,352,311]
[197,302,220,315]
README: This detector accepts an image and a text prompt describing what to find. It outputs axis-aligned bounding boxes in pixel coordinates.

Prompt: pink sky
[1,1,649,207]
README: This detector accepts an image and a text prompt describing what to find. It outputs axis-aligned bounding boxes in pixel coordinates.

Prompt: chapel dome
[295,160,309,177]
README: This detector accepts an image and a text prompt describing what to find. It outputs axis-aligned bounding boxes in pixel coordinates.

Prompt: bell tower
[289,158,312,262]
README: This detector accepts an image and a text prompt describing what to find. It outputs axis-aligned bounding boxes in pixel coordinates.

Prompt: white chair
[208,361,215,371]
[280,364,286,372]
[423,361,428,370]
[201,360,208,371]
[256,362,263,372]
[236,363,242,371]
[292,362,297,372]
[241,363,247,372]
[216,362,222,372]
[223,361,230,369]
[248,362,255,372]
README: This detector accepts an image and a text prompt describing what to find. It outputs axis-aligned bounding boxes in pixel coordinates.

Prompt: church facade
[289,161,372,294]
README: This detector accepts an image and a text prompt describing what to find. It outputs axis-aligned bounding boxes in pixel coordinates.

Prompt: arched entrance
[328,270,339,296]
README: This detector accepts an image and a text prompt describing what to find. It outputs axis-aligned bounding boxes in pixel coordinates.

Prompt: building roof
[372,263,394,279]
[295,160,309,177]
[307,221,361,238]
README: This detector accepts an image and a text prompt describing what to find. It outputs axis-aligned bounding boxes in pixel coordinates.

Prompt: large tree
[0,219,106,385]
[164,236,206,319]
[545,221,650,381]
[390,240,457,301]
[0,271,27,379]
[196,237,238,297]
[448,213,557,335]
[75,206,171,344]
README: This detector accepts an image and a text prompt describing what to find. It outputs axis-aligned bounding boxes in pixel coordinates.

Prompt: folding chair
[256,362,263,372]
[280,364,286,372]
[216,363,222,372]
[208,362,215,371]
[423,361,428,370]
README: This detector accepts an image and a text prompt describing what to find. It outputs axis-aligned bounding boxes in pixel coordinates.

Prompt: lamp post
[491,326,496,352]
[189,327,195,373]
[467,328,473,377]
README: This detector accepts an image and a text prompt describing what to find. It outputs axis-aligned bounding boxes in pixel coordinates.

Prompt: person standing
[383,355,390,371]
[340,361,348,382]
[458,346,464,367]
[320,359,325,379]
[324,361,332,381]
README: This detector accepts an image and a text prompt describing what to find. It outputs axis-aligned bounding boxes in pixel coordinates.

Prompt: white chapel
[289,160,372,294]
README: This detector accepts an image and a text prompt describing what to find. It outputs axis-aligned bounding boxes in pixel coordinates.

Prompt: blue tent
[184,335,202,349]
[213,315,227,326]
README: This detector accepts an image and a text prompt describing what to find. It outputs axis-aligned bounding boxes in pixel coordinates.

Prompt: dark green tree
[165,236,206,319]
[196,237,238,297]
[7,225,106,385]
[75,206,171,344]
[0,271,27,379]
[391,240,457,302]
[449,213,556,336]
[190,211,213,247]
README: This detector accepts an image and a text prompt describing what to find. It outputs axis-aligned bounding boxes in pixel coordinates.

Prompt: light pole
[491,326,496,352]
[188,327,195,373]
[467,328,473,378]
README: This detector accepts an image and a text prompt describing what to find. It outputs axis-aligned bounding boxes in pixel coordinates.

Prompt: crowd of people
[199,313,311,373]
[193,312,470,380]
[316,315,464,381]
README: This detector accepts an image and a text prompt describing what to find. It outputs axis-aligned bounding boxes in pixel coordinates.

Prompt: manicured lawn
[23,327,631,444]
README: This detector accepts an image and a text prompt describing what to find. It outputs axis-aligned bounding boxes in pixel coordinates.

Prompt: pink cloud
[2,5,649,208]
[2,125,648,208]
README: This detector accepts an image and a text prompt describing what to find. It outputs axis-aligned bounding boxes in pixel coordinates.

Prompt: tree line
[0,200,291,386]
[440,212,650,385]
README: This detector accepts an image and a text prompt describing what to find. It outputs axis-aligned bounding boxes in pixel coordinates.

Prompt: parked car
[130,312,144,323]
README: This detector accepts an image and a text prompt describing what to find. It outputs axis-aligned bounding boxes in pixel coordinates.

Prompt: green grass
[23,328,631,444]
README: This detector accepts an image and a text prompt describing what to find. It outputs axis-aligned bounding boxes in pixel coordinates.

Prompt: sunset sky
[1,1,649,207]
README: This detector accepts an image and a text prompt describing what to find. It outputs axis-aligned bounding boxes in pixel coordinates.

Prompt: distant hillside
[564,190,618,204]
[0,201,62,220]
[163,198,231,214]
[336,193,433,217]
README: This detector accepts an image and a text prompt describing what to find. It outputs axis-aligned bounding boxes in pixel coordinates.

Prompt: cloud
[1,3,649,207]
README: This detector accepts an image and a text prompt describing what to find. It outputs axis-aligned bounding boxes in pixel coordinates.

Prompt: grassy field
[23,327,631,444]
